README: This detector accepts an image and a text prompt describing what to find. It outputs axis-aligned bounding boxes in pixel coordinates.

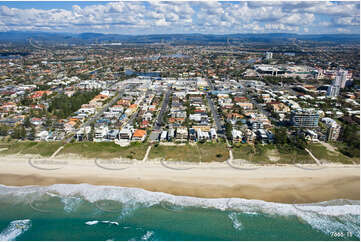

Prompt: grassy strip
[60,142,147,160]
[232,144,271,164]
[232,143,313,164]
[0,141,147,160]
[0,141,63,157]
[197,142,229,162]
[149,144,199,162]
[277,150,312,164]
[307,143,357,164]
[149,142,229,162]
[0,140,357,164]
[332,142,360,164]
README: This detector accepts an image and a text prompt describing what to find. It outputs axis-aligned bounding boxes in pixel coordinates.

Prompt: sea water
[0,184,359,241]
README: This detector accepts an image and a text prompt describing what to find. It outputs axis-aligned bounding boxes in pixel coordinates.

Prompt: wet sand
[0,155,359,203]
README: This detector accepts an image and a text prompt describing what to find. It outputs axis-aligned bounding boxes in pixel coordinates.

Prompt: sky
[0,1,359,35]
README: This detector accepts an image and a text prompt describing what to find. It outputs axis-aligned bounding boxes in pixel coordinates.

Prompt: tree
[274,127,288,145]
[225,121,232,140]
[11,126,21,139]
[41,93,48,101]
[20,126,26,139]
[24,116,31,128]
[294,136,307,150]
[30,126,36,138]
[0,126,8,136]
[340,124,360,157]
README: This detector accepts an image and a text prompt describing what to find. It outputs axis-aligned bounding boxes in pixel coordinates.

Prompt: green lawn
[232,144,271,163]
[0,140,357,165]
[332,142,360,164]
[60,142,147,160]
[197,142,229,162]
[232,143,313,164]
[149,144,200,162]
[276,149,313,164]
[0,141,63,157]
[149,142,229,162]
[307,143,357,164]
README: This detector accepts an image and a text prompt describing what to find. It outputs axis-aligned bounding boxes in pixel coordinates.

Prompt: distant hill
[0,31,359,45]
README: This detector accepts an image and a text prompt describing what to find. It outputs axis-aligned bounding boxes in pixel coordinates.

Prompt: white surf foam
[85,220,99,225]
[102,221,119,226]
[0,184,359,238]
[0,219,31,241]
[141,231,154,241]
[228,212,243,231]
[61,197,82,213]
[85,220,119,226]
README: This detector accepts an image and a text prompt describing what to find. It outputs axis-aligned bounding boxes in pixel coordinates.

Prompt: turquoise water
[0,184,359,241]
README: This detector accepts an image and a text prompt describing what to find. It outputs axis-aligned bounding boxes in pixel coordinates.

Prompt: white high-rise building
[337,69,349,88]
[265,52,273,60]
[327,84,340,97]
[327,70,347,97]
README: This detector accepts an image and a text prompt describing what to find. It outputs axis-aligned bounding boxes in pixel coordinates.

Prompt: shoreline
[0,154,359,204]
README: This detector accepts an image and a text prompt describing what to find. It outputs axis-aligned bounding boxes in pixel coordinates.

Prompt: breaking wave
[85,220,119,226]
[0,184,359,238]
[0,219,31,241]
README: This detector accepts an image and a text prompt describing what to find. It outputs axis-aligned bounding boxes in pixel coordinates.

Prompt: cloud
[280,13,315,26]
[337,28,351,33]
[0,1,359,34]
[265,23,299,32]
[334,16,360,26]
[304,2,359,17]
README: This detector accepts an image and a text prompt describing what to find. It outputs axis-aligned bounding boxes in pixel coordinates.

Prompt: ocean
[0,184,359,241]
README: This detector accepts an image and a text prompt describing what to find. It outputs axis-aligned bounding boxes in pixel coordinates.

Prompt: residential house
[160,130,168,141]
[197,129,209,141]
[64,120,77,133]
[189,128,197,141]
[30,90,52,99]
[149,130,161,142]
[132,129,147,142]
[109,105,124,113]
[237,102,253,110]
[267,102,290,113]
[304,129,319,142]
[232,129,243,143]
[168,128,175,141]
[30,117,43,126]
[176,127,188,142]
[94,126,108,142]
[107,129,119,140]
[209,128,217,140]
[244,129,256,143]
[118,128,133,140]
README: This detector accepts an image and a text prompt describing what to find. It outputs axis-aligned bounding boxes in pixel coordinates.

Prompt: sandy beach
[0,154,359,203]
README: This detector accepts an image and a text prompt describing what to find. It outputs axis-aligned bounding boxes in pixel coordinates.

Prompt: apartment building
[291,109,320,128]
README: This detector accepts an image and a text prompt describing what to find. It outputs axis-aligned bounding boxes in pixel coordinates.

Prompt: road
[80,66,106,75]
[154,87,171,130]
[207,79,215,91]
[206,93,223,133]
[205,79,224,134]
[66,89,125,143]
[124,89,150,127]
[245,92,278,124]
[28,39,47,50]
